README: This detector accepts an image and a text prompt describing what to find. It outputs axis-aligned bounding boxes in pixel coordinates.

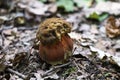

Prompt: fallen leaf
[34,72,43,80]
[4,39,12,47]
[86,12,108,21]
[90,25,99,34]
[57,0,74,12]
[79,24,90,32]
[18,0,49,15]
[69,32,82,40]
[48,4,57,13]
[74,0,93,8]
[99,26,106,33]
[105,16,120,38]
[3,28,18,36]
[90,46,120,66]
[84,1,120,16]
[0,63,6,72]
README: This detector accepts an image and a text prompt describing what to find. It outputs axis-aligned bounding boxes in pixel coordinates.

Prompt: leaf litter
[0,0,120,80]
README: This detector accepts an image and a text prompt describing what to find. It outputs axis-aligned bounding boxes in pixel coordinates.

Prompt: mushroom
[36,18,73,65]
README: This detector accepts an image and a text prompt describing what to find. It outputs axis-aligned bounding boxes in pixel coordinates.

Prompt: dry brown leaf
[90,46,120,66]
[105,16,120,38]
[84,1,120,16]
[18,0,49,15]
[4,39,12,47]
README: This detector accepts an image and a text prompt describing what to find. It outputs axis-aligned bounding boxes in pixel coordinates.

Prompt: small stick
[42,62,71,77]
[7,68,27,79]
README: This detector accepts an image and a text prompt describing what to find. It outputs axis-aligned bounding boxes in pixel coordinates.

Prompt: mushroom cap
[36,18,72,45]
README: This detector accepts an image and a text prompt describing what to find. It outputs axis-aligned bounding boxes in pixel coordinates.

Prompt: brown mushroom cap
[36,18,72,45]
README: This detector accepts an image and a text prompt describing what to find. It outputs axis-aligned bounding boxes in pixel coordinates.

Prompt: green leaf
[96,0,106,3]
[57,0,74,12]
[74,0,93,8]
[39,0,47,3]
[99,13,108,21]
[88,12,108,21]
[89,12,99,20]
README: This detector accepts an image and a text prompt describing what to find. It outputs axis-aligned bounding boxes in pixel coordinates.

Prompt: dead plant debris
[0,0,120,80]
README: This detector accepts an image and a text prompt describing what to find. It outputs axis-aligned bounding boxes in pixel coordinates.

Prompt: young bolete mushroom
[36,18,73,65]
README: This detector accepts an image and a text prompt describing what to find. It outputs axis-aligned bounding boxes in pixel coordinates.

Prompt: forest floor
[0,0,120,80]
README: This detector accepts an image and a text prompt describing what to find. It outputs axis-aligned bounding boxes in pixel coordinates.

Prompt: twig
[42,62,71,77]
[1,28,5,46]
[7,68,27,79]
[72,59,80,70]
[17,26,38,31]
